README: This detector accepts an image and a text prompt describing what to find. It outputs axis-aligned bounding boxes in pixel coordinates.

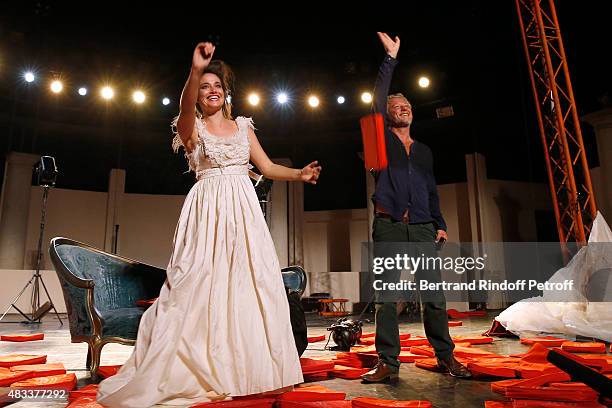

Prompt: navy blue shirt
[371,55,447,231]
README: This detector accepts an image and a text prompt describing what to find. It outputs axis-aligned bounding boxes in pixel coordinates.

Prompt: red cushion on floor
[491,371,572,395]
[330,365,369,379]
[453,346,498,359]
[194,398,276,408]
[415,357,471,372]
[398,351,429,363]
[10,372,77,390]
[561,342,606,354]
[447,309,467,319]
[520,336,566,347]
[304,372,330,382]
[358,338,376,346]
[505,385,599,402]
[69,384,99,402]
[399,333,411,340]
[519,343,550,363]
[512,400,606,408]
[0,367,33,387]
[98,365,122,378]
[0,354,47,367]
[279,400,352,408]
[576,354,611,371]
[10,363,66,377]
[360,333,375,339]
[400,337,429,347]
[308,335,327,343]
[277,385,346,402]
[448,321,462,327]
[66,396,105,408]
[517,363,564,379]
[451,335,494,345]
[351,396,432,408]
[468,358,520,378]
[514,344,586,377]
[0,333,44,342]
[491,379,525,395]
[414,358,441,371]
[547,382,594,391]
[350,345,377,354]
[484,402,513,408]
[493,372,573,395]
[333,353,378,369]
[300,358,335,374]
[482,320,518,338]
[409,346,435,357]
[447,309,486,319]
[465,310,486,317]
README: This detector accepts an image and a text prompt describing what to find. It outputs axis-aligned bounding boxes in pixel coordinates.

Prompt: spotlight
[308,95,320,108]
[132,90,146,104]
[418,76,430,88]
[248,93,260,106]
[78,87,88,96]
[50,80,63,94]
[24,72,35,83]
[162,97,170,105]
[361,92,373,103]
[276,92,288,104]
[100,86,114,100]
[337,96,345,104]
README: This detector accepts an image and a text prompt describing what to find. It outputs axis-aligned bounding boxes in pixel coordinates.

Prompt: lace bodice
[172,116,253,173]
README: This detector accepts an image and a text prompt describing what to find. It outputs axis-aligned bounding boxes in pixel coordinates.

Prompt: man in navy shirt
[362,32,471,383]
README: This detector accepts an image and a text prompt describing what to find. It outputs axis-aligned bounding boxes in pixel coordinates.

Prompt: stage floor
[1,312,542,407]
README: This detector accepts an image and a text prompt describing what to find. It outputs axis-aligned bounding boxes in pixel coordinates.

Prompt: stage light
[308,95,320,108]
[50,80,63,94]
[276,92,288,104]
[418,76,430,88]
[162,97,170,105]
[361,92,372,103]
[24,72,35,83]
[101,86,114,100]
[248,93,260,106]
[337,96,345,104]
[132,90,146,104]
[78,87,88,96]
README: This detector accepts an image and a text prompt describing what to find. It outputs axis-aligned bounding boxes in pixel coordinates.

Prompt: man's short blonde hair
[387,93,410,105]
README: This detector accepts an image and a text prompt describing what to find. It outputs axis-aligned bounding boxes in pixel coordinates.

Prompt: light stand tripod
[250,169,273,219]
[0,157,63,325]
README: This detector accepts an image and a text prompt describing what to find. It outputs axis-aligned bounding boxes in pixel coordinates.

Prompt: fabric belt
[196,165,249,180]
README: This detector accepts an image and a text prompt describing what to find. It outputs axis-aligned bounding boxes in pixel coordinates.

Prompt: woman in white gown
[97,42,321,407]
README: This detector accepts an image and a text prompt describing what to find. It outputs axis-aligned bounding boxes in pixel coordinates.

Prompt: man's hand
[377,32,400,59]
[435,230,448,243]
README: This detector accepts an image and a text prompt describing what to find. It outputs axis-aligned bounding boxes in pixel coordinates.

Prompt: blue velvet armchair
[49,237,167,378]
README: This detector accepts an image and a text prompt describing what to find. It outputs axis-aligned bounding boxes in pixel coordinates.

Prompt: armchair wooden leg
[87,340,104,381]
[86,347,92,370]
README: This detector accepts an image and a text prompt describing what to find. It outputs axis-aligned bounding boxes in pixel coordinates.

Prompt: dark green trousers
[372,216,454,371]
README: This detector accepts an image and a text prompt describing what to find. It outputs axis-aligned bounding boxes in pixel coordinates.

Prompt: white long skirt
[97,170,303,407]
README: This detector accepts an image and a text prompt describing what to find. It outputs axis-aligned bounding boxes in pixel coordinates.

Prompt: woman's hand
[300,161,322,184]
[192,42,215,72]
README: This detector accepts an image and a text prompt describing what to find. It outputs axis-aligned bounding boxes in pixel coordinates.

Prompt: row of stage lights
[20,71,432,108]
